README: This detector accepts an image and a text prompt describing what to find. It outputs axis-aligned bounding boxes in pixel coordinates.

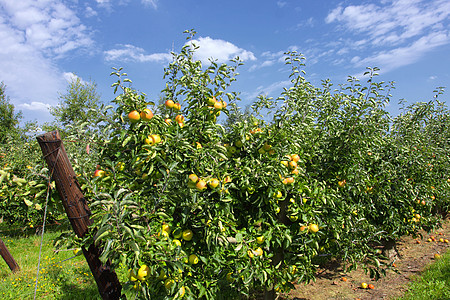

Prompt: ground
[281,216,449,300]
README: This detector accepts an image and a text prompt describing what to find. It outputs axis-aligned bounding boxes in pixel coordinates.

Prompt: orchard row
[0,34,448,300]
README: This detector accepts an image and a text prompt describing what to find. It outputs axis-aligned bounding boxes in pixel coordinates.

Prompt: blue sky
[0,0,449,125]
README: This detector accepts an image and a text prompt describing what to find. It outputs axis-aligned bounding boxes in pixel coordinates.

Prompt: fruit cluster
[128,108,154,123]
[187,173,220,191]
[164,99,181,111]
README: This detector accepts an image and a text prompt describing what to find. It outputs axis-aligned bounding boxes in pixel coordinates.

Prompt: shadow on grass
[0,222,72,239]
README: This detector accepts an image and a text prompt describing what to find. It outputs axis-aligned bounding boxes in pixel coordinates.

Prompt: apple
[145,134,161,146]
[208,178,220,189]
[128,110,140,123]
[162,223,171,234]
[175,115,185,124]
[274,190,283,199]
[291,154,300,162]
[308,224,319,233]
[282,177,295,185]
[173,102,181,111]
[254,247,263,256]
[188,174,199,183]
[256,236,265,244]
[207,96,217,106]
[288,161,297,169]
[165,100,174,108]
[93,169,105,177]
[140,108,153,121]
[137,265,150,281]
[188,254,199,265]
[182,229,193,241]
[338,180,347,188]
[196,179,207,191]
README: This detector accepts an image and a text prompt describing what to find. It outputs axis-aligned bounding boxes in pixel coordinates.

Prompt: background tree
[49,77,102,128]
[224,103,253,129]
[0,82,22,144]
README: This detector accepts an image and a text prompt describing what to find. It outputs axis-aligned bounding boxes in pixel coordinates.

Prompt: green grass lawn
[0,226,127,300]
[398,250,450,300]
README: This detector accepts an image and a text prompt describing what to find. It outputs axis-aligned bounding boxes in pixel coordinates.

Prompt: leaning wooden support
[37,131,122,300]
[0,236,20,273]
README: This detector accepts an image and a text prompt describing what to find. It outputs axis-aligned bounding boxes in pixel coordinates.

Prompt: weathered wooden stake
[0,236,20,272]
[37,131,122,299]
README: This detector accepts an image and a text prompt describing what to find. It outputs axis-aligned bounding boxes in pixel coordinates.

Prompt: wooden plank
[37,131,122,299]
[0,237,20,273]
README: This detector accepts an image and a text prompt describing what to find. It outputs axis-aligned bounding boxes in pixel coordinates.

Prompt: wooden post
[0,237,20,272]
[36,131,122,299]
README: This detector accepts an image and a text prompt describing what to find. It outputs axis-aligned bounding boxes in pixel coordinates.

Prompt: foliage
[0,82,22,144]
[49,77,102,128]
[0,84,53,228]
[0,30,449,299]
[0,77,105,228]
[64,31,450,300]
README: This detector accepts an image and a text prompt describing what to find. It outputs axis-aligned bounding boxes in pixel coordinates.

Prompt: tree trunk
[0,237,20,272]
[37,131,122,299]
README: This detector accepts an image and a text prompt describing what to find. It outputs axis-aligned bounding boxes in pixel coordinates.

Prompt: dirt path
[281,217,450,300]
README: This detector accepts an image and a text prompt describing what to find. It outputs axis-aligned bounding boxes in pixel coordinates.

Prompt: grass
[1,225,448,300]
[0,225,126,300]
[398,249,450,300]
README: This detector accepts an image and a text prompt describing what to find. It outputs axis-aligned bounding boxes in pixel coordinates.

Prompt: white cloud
[355,31,449,72]
[63,72,77,83]
[296,17,314,29]
[17,101,51,111]
[1,0,93,58]
[326,0,450,45]
[277,1,287,8]
[0,0,94,123]
[63,72,87,84]
[104,44,172,63]
[141,0,158,9]
[350,56,361,64]
[105,38,255,65]
[85,6,98,17]
[244,80,291,100]
[261,50,286,61]
[94,0,158,10]
[336,48,349,55]
[324,0,450,73]
[188,37,256,64]
[248,61,270,72]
